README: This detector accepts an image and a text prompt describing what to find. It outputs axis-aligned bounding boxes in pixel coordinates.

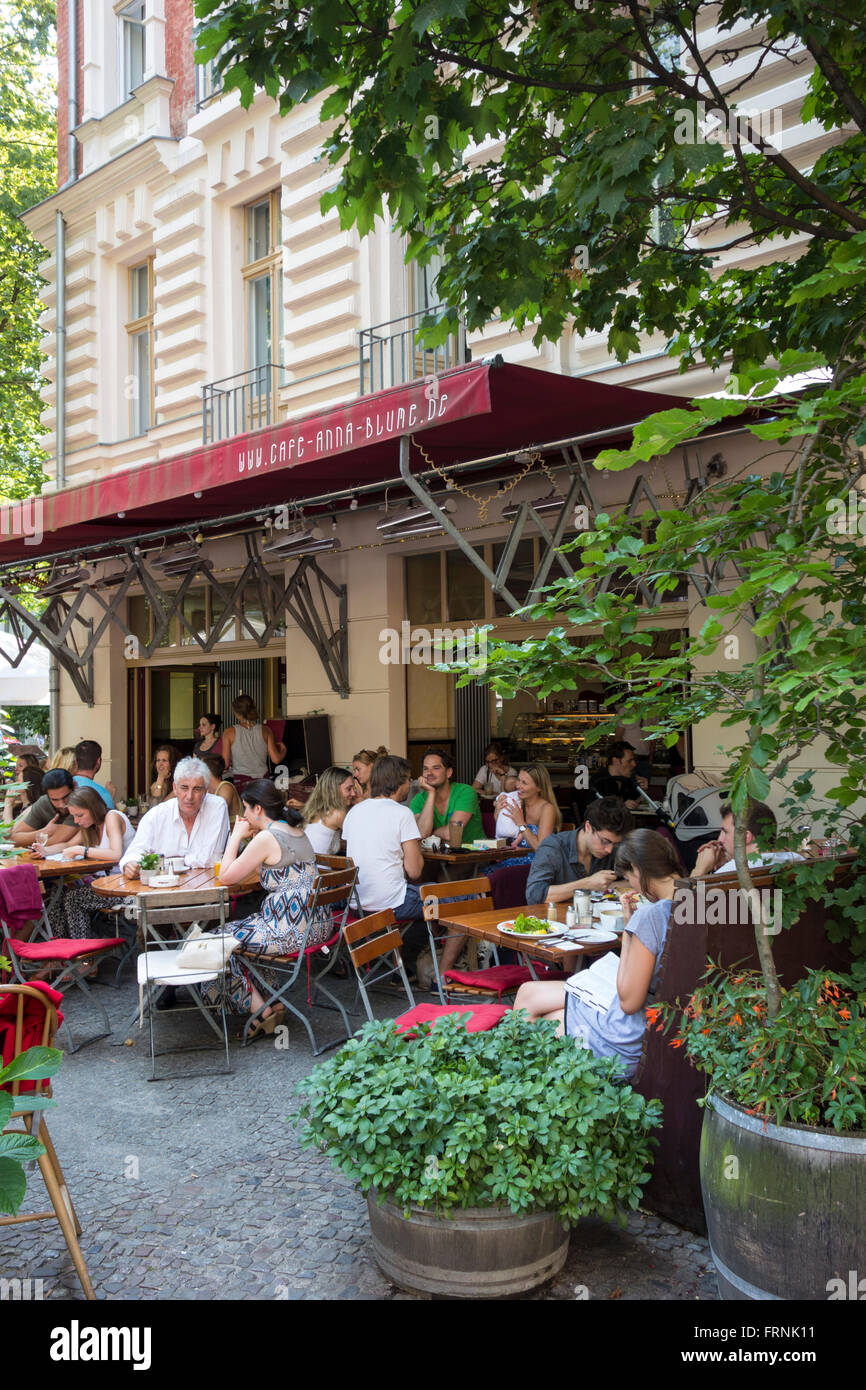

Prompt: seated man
[411,747,483,845]
[10,768,78,847]
[342,754,427,972]
[526,797,634,905]
[72,739,115,808]
[119,757,229,876]
[590,741,648,810]
[690,801,804,878]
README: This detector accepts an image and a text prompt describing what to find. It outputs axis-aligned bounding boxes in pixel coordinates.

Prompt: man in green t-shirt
[410,747,483,846]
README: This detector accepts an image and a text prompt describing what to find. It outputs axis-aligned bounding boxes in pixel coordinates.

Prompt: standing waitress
[222,695,286,792]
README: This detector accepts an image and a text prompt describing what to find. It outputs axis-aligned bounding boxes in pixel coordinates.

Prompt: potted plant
[293,1010,661,1297]
[138,852,161,885]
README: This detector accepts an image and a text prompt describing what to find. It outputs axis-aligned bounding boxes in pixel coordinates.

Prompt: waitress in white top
[222,695,286,790]
[33,785,135,939]
[472,741,518,798]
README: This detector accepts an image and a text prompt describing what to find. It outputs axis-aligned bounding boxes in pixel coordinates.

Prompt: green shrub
[293,1011,662,1225]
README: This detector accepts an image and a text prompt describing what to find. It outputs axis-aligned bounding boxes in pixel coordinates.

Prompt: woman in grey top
[222,695,286,785]
[212,779,326,1036]
[514,829,679,1078]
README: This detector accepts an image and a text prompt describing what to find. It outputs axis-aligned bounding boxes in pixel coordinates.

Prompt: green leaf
[0,1156,26,1215]
[0,1047,62,1086]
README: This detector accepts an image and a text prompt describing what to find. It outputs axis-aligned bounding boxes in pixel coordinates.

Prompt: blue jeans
[392,884,426,969]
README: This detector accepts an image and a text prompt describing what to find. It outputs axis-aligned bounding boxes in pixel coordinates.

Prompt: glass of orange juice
[213,860,221,880]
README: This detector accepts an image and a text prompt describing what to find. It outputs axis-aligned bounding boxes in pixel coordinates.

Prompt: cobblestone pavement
[2,970,718,1302]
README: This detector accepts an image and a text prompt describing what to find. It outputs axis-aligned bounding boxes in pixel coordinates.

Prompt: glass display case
[508,712,612,772]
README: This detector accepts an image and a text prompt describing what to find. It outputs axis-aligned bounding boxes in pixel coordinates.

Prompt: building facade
[6,2,841,814]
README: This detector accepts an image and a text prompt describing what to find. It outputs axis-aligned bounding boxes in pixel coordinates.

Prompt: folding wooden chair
[344,910,507,1034]
[134,887,232,1079]
[315,853,363,919]
[418,876,493,1004]
[0,894,124,1053]
[235,866,358,1055]
[0,983,96,1299]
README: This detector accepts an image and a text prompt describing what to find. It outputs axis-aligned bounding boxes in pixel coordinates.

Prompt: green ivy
[292,1012,662,1226]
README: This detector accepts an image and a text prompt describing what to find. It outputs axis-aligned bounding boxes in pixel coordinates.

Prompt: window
[126,260,153,437]
[119,0,146,99]
[243,192,283,380]
[631,26,680,99]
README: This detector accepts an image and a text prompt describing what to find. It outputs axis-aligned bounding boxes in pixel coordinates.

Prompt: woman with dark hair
[514,828,680,1078]
[193,713,223,760]
[472,741,518,797]
[149,744,180,805]
[33,787,134,938]
[201,753,242,821]
[4,765,43,821]
[211,779,324,1035]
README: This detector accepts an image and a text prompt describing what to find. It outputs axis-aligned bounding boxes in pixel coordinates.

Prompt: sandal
[244,1005,285,1041]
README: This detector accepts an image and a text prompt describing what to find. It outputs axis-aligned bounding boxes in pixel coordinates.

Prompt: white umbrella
[0,641,50,705]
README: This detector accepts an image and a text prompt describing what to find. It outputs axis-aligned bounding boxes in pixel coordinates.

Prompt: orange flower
[831,1088,836,1100]
[645,1006,660,1026]
[669,1037,685,1049]
[839,1008,851,1020]
[701,1028,711,1036]
[731,1013,742,1026]
[733,976,745,984]
[753,1005,762,1014]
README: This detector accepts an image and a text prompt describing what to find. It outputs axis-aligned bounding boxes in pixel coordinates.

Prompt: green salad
[510,913,555,936]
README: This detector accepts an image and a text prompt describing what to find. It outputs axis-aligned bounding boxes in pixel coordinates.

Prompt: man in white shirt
[342,754,426,970]
[120,757,229,876]
[691,801,803,877]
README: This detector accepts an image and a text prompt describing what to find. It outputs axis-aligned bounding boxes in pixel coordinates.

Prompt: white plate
[149,874,180,888]
[569,927,618,945]
[497,919,565,942]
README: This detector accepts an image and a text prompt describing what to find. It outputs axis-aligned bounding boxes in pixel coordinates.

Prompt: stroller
[636,772,727,872]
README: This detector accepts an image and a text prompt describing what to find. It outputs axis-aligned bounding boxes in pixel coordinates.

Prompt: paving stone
[2,974,717,1302]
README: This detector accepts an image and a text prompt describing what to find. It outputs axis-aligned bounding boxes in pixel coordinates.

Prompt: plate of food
[497,913,565,942]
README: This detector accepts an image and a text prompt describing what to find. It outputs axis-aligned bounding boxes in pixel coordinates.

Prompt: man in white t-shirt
[691,801,803,877]
[342,754,426,971]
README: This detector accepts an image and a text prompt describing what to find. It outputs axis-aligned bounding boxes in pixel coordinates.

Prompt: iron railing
[358,306,468,394]
[202,363,292,445]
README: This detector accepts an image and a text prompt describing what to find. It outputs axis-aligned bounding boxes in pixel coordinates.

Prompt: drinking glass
[448,819,464,849]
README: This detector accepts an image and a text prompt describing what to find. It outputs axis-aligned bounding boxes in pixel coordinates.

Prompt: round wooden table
[91,866,260,898]
[14,851,101,880]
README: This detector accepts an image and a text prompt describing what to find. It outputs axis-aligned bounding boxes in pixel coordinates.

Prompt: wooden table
[91,867,260,898]
[436,903,618,971]
[421,845,530,880]
[14,852,100,880]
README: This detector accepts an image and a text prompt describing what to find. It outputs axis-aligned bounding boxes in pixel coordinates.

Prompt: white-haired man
[120,757,229,877]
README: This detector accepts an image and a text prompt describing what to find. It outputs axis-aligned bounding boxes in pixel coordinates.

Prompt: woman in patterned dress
[215,779,326,1035]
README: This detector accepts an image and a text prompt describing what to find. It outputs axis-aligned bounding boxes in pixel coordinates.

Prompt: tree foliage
[195,0,866,366]
[0,0,55,502]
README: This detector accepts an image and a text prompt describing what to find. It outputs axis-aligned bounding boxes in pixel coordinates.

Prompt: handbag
[174,925,242,972]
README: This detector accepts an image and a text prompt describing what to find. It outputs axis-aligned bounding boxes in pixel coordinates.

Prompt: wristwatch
[83,847,88,860]
[518,825,527,834]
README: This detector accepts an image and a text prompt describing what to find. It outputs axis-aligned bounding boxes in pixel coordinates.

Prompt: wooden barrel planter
[367,1193,569,1298]
[701,1093,866,1300]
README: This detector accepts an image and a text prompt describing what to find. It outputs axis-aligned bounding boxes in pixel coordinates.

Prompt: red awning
[0,361,691,565]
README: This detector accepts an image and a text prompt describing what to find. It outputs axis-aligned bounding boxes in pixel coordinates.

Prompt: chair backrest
[0,984,58,1101]
[315,853,354,871]
[343,909,403,971]
[488,864,530,910]
[138,888,229,933]
[309,866,358,911]
[418,877,492,918]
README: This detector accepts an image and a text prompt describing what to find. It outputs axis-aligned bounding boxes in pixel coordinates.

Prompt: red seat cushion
[444,965,568,999]
[10,937,124,962]
[394,1003,508,1035]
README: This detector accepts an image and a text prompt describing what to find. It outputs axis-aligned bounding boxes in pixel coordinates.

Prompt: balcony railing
[202,363,291,445]
[358,306,468,394]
